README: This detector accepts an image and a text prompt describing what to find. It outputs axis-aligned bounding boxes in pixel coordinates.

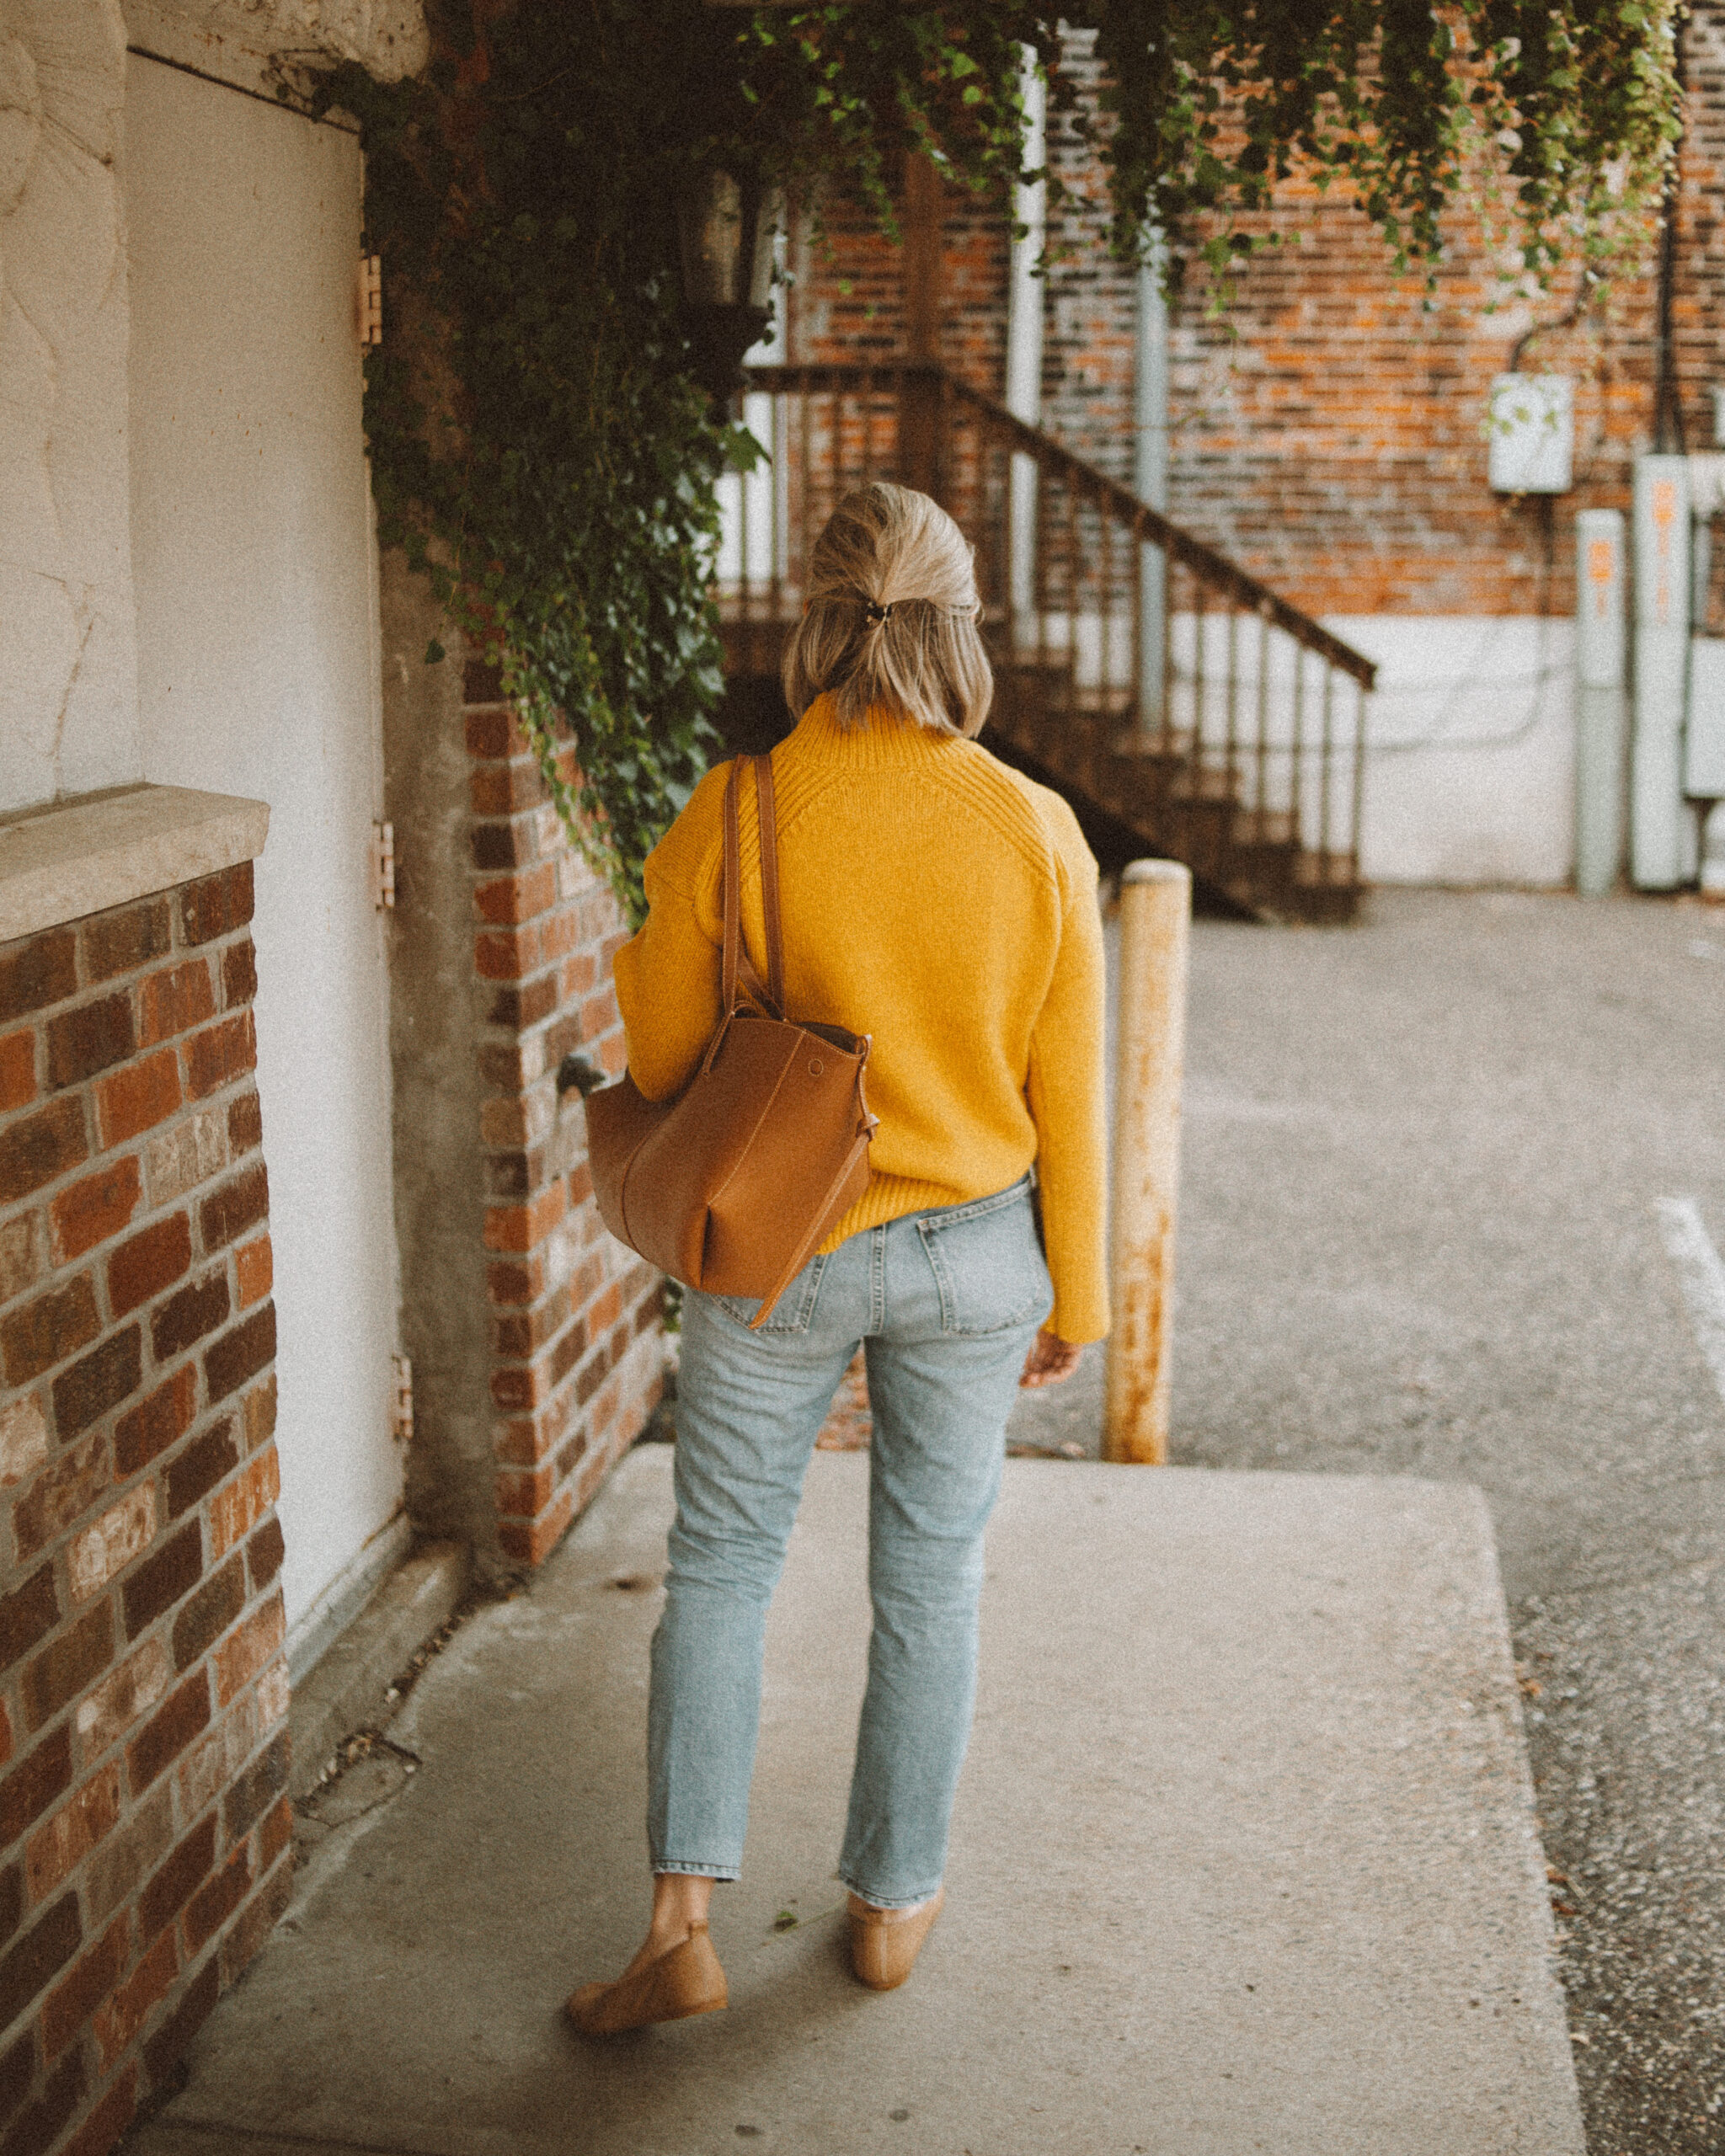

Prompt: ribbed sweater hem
[816,1171,970,1254]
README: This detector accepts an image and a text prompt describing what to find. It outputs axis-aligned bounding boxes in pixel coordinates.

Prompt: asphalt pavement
[1135,887,1725,2153]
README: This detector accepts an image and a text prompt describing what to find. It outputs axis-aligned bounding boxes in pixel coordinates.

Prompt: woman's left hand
[1018,1327,1082,1389]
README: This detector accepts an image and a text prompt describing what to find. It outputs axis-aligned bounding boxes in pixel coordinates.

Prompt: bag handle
[719,755,786,1022]
[721,759,743,1016]
[753,754,787,1017]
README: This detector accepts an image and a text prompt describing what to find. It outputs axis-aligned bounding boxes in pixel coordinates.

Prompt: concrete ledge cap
[0,783,270,947]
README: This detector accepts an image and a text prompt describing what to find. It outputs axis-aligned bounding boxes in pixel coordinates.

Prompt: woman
[568,481,1108,2034]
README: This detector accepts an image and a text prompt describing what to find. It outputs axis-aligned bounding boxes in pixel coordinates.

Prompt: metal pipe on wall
[1135,247,1169,733]
[1005,51,1046,628]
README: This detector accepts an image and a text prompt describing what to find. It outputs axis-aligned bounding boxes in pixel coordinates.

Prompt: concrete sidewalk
[126,1448,1583,2155]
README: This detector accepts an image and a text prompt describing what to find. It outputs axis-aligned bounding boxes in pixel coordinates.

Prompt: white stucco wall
[123,0,427,88]
[123,51,403,1634]
[0,0,143,812]
[1335,616,1577,888]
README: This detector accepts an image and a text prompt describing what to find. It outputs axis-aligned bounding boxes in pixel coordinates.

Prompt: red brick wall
[790,172,1010,395]
[0,862,288,2156]
[462,661,665,1567]
[1041,27,1138,485]
[785,10,1725,623]
[1156,192,1656,619]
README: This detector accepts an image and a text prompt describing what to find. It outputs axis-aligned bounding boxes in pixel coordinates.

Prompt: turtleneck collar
[790,693,959,769]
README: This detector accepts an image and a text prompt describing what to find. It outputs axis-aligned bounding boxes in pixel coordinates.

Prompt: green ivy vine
[318,2,1679,919]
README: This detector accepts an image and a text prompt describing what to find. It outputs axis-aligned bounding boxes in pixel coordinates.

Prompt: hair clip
[863,600,893,626]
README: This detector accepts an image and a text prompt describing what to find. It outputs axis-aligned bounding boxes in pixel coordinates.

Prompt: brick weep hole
[0,861,288,2156]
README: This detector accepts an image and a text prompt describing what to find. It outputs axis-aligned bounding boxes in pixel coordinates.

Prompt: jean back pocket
[714,1252,828,1334]
[916,1182,1053,1337]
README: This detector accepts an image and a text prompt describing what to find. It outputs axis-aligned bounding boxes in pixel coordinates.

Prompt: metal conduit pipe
[1135,246,1169,733]
[1005,50,1046,629]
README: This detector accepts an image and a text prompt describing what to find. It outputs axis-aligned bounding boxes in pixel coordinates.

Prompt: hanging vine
[317,0,1680,919]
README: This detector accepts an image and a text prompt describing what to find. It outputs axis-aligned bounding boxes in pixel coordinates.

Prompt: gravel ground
[1118,886,1725,2154]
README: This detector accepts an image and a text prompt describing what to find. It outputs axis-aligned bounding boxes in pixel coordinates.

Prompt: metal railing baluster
[797,385,812,592]
[1063,478,1080,732]
[1255,601,1271,846]
[1317,662,1336,884]
[1290,641,1306,858]
[1215,599,1233,832]
[1129,515,1145,746]
[777,391,790,606]
[1350,675,1368,889]
[1162,552,1177,774]
[1193,574,1208,772]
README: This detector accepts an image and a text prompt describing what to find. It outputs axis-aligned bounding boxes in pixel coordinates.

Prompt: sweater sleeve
[1025,803,1110,1344]
[611,768,729,1102]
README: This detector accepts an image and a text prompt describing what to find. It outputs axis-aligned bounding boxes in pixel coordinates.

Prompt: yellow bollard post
[1103,859,1190,1464]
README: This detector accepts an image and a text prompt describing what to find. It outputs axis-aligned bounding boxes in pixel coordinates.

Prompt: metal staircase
[716,360,1376,922]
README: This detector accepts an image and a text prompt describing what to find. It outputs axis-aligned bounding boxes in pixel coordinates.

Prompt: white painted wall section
[123,52,403,1631]
[1332,616,1577,888]
[1043,607,1576,888]
[0,0,143,813]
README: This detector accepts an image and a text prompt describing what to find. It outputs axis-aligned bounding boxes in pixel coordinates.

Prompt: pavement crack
[150,2120,446,2156]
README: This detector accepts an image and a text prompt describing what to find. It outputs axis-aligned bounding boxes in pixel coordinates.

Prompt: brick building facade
[1,842,291,2156]
[774,11,1725,887]
[381,574,666,1593]
[462,658,664,1567]
[0,8,666,2149]
[0,592,671,2156]
[789,15,1725,618]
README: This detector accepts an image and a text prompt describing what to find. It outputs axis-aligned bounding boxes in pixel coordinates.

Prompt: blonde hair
[781,482,993,738]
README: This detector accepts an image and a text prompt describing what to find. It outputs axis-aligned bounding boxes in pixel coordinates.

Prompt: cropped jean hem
[837,1870,944,1911]
[650,1860,740,1881]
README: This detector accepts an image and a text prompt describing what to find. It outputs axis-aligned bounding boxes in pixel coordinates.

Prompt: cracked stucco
[124,0,428,86]
[0,0,142,814]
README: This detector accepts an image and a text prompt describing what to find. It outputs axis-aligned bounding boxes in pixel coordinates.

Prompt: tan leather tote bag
[585,753,878,1328]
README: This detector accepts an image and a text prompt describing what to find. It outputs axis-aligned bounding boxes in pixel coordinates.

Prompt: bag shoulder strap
[719,755,786,1022]
[752,754,786,1017]
[721,759,743,1014]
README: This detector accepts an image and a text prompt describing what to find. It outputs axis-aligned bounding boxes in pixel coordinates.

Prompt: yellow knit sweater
[611,696,1110,1344]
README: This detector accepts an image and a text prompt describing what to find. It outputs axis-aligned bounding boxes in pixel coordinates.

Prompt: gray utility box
[1687,638,1725,799]
[1488,374,1574,494]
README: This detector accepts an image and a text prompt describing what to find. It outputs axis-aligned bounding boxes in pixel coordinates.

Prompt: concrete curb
[287,1538,471,1798]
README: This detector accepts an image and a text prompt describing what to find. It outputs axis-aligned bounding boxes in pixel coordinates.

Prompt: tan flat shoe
[566,1922,728,2035]
[847,1886,945,1992]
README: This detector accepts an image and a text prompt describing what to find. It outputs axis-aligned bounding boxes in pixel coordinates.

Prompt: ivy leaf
[723,424,772,476]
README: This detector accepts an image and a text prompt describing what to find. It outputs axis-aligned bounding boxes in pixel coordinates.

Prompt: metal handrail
[740,361,1377,691]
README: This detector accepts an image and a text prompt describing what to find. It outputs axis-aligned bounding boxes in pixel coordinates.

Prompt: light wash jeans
[647,1176,1053,1908]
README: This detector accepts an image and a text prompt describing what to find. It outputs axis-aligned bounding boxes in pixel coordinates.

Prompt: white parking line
[1656,1197,1725,1407]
